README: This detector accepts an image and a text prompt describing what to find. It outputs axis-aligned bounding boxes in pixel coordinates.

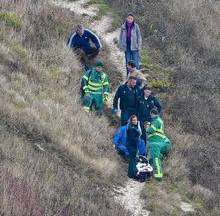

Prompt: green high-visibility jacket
[146,116,168,143]
[81,68,110,95]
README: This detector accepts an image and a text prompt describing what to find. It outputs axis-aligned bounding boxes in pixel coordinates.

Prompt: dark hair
[76,24,83,31]
[142,85,151,91]
[127,13,134,18]
[150,109,159,115]
[130,115,137,121]
[128,76,137,80]
[127,60,136,68]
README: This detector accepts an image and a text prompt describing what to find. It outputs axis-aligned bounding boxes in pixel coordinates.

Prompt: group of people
[67,13,172,181]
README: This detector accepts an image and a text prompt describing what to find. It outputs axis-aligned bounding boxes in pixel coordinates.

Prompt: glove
[103,94,109,103]
[111,108,118,114]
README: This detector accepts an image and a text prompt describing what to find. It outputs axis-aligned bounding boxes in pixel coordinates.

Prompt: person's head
[127,60,136,73]
[150,109,159,118]
[130,115,138,125]
[126,13,134,24]
[95,60,104,72]
[76,24,84,36]
[127,76,137,88]
[142,85,152,97]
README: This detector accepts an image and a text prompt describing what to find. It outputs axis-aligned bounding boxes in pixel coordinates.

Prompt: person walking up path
[119,13,142,75]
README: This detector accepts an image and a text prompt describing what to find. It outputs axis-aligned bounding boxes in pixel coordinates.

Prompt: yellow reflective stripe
[104,92,109,96]
[88,85,102,91]
[88,80,103,87]
[85,91,102,95]
[154,158,163,178]
[151,125,157,131]
[83,75,89,81]
[154,173,163,178]
[148,132,166,139]
[83,86,88,90]
[83,106,90,112]
[102,82,109,85]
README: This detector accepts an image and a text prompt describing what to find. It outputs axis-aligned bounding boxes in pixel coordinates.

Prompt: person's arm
[145,121,157,134]
[113,87,120,110]
[102,74,110,96]
[81,70,91,92]
[113,128,121,147]
[67,32,77,48]
[136,24,142,50]
[154,97,162,113]
[119,26,124,50]
[86,30,102,49]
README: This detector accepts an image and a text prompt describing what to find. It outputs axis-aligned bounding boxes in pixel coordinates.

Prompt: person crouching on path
[126,115,142,179]
[113,123,146,160]
[67,24,102,70]
[119,13,142,74]
[81,60,110,115]
[138,85,162,143]
[145,109,172,180]
[113,76,141,126]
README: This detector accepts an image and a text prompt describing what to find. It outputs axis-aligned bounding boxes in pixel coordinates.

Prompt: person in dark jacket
[67,24,102,69]
[138,85,162,143]
[126,115,142,179]
[113,76,141,126]
[119,13,142,73]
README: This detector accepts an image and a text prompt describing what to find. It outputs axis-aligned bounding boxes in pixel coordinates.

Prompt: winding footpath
[52,0,149,215]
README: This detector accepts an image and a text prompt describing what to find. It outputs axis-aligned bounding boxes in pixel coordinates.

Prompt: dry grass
[108,0,220,214]
[0,0,128,215]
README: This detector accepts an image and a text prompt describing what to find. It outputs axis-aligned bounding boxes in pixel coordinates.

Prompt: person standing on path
[119,13,142,75]
[112,76,141,126]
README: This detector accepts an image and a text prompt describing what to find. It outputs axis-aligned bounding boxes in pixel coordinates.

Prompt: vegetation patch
[0,12,22,29]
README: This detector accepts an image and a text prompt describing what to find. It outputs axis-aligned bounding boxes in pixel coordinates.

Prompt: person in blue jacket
[67,24,102,69]
[114,115,146,179]
[113,124,146,158]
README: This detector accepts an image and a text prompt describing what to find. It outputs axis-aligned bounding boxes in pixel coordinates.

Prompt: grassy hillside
[107,0,220,214]
[0,0,128,215]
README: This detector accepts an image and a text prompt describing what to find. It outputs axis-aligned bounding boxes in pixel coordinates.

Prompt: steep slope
[0,0,129,215]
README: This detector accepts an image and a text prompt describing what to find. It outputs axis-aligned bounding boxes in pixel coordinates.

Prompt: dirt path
[52,0,149,215]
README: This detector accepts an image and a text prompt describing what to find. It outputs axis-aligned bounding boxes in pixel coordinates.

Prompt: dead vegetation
[108,0,220,214]
[0,0,128,215]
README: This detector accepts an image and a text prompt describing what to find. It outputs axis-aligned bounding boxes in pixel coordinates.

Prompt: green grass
[0,12,22,29]
[88,0,110,17]
[141,49,175,91]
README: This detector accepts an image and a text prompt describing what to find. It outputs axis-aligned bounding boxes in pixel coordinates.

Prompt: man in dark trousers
[113,76,141,126]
